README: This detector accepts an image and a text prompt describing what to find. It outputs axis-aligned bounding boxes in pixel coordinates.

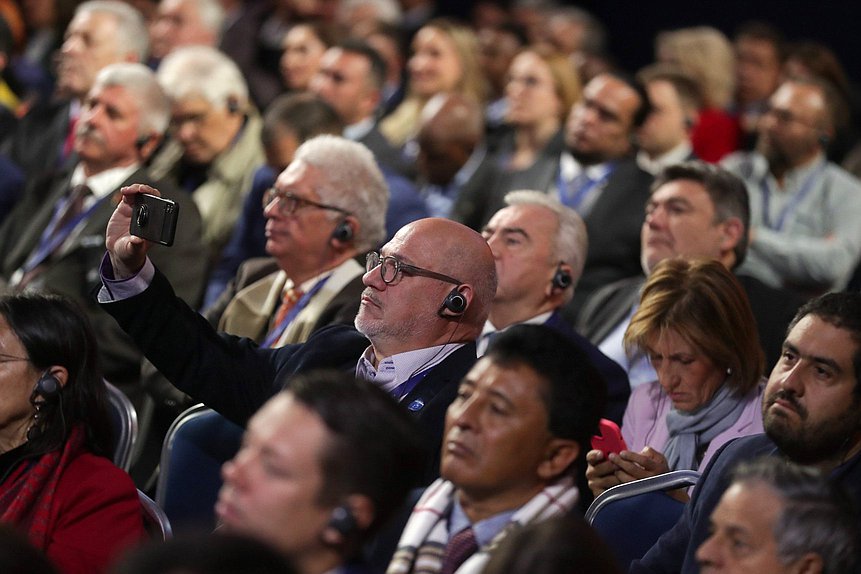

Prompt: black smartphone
[130,193,179,246]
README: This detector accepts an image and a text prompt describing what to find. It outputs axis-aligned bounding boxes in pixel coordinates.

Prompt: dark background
[439,1,861,85]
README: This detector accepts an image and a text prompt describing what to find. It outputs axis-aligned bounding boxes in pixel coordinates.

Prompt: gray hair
[75,1,149,62]
[731,457,858,574]
[188,0,225,36]
[504,190,588,291]
[157,45,248,109]
[92,63,170,136]
[293,135,389,252]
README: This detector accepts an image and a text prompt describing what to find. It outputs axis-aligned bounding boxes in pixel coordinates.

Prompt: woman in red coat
[0,293,144,573]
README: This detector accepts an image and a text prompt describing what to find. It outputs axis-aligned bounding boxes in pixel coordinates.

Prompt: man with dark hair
[733,21,784,150]
[635,64,702,175]
[577,161,801,384]
[722,78,861,295]
[555,72,654,313]
[632,291,861,574]
[217,370,426,574]
[696,457,857,574]
[310,40,428,238]
[387,324,605,574]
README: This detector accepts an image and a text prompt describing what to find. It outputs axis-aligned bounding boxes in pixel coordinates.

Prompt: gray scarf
[663,383,747,471]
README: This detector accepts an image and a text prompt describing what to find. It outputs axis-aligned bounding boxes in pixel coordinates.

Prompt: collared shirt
[343,118,375,142]
[69,163,139,207]
[355,342,465,398]
[421,144,487,218]
[477,311,552,357]
[557,152,614,216]
[597,302,656,388]
[636,142,693,176]
[447,496,515,547]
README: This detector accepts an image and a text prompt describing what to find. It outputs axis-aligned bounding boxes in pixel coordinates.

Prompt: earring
[726,367,733,376]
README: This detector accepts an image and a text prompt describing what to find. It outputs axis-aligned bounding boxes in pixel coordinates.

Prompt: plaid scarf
[0,425,85,550]
[387,476,579,574]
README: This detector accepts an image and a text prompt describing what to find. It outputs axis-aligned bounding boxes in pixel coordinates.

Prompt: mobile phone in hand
[590,418,628,457]
[130,193,179,246]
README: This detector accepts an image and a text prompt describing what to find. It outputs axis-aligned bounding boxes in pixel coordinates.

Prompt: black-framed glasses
[366,251,462,286]
[0,353,29,364]
[262,188,350,216]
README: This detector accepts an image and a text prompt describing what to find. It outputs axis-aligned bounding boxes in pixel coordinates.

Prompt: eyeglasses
[762,106,819,130]
[262,188,350,217]
[0,353,29,364]
[366,251,462,286]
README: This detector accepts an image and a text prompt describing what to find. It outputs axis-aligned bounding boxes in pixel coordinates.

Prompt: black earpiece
[226,97,240,115]
[551,264,573,290]
[818,133,831,148]
[684,116,695,130]
[135,135,150,151]
[439,287,467,317]
[328,505,357,537]
[331,219,354,243]
[33,371,61,404]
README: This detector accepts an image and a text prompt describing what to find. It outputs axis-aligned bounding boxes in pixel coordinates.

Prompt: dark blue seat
[155,405,244,532]
[585,470,700,571]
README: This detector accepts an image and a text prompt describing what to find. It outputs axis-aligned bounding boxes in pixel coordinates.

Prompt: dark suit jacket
[101,269,477,483]
[0,167,207,386]
[448,155,503,232]
[631,434,861,573]
[2,98,75,183]
[359,124,413,178]
[574,273,803,370]
[545,311,630,425]
[565,157,654,313]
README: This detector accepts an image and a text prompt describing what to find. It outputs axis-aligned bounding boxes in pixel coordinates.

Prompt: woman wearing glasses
[0,293,143,572]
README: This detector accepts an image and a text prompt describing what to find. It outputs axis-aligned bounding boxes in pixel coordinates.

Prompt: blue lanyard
[391,369,431,402]
[23,192,112,273]
[759,161,827,231]
[557,164,615,211]
[261,275,331,348]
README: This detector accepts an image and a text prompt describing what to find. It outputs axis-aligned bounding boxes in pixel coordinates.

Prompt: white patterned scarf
[386,476,580,574]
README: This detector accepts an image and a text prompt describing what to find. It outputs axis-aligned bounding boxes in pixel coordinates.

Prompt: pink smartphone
[590,418,628,457]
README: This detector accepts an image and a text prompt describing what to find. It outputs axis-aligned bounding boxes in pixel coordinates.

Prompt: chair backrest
[155,405,244,532]
[139,488,173,540]
[585,470,701,571]
[105,381,138,472]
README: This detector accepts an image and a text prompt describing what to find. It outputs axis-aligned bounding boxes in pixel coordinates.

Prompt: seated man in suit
[631,291,861,573]
[100,193,496,482]
[695,457,857,574]
[205,134,388,347]
[576,161,802,386]
[479,190,630,424]
[217,371,426,574]
[387,325,604,574]
[0,62,205,392]
[149,45,265,262]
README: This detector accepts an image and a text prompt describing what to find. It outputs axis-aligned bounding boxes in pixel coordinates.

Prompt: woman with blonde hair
[656,26,740,162]
[380,18,487,150]
[489,48,581,195]
[586,258,765,499]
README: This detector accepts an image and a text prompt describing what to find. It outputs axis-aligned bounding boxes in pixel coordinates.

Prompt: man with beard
[631,291,861,574]
[554,72,654,313]
[722,79,861,295]
[99,197,496,482]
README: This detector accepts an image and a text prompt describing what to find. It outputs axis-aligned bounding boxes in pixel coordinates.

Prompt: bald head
[417,94,484,186]
[356,217,496,360]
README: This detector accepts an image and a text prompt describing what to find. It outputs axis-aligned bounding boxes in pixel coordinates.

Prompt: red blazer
[40,453,144,573]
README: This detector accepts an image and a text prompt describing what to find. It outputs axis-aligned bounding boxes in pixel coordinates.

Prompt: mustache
[362,289,382,307]
[766,389,807,419]
[75,123,104,144]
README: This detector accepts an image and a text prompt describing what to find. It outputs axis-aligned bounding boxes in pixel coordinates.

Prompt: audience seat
[105,380,139,472]
[155,405,244,532]
[139,489,173,540]
[585,470,701,571]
